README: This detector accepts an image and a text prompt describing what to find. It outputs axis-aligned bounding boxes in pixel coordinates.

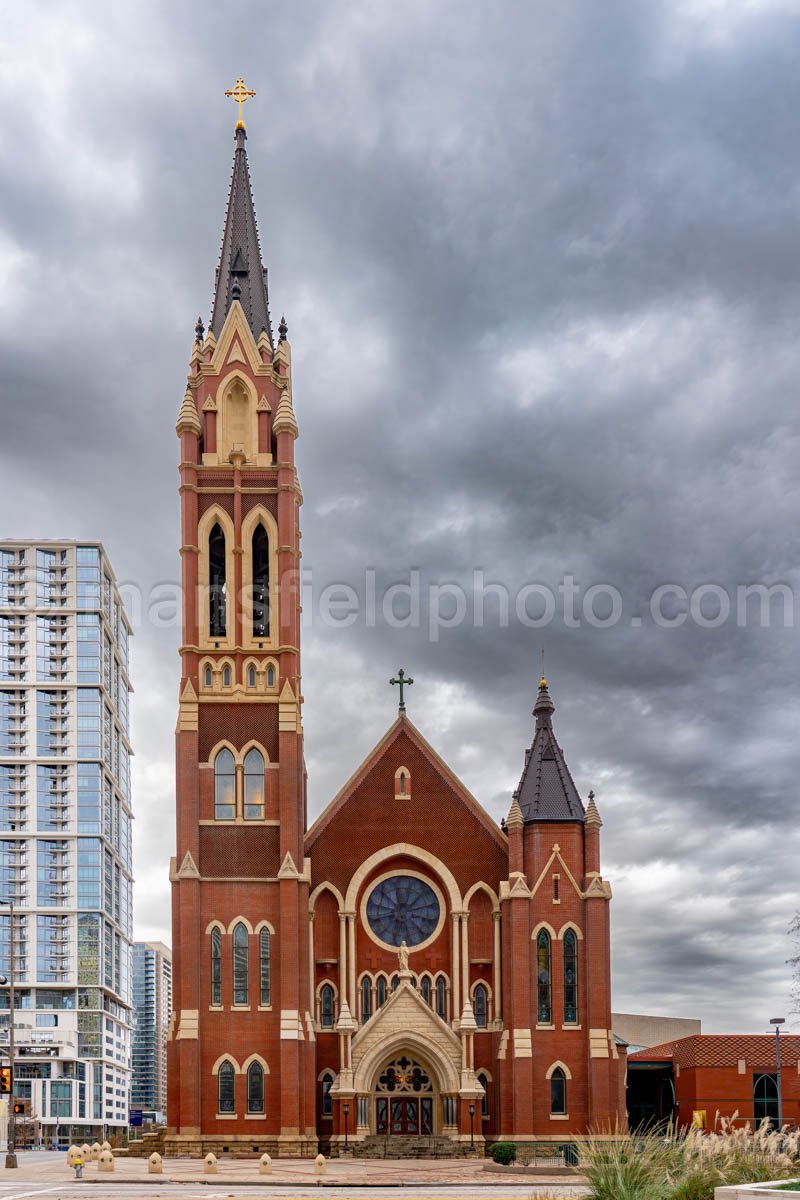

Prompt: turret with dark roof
[210,125,273,345]
[513,677,586,822]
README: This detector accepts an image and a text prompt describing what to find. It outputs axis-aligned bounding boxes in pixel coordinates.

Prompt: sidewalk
[3,1151,588,1189]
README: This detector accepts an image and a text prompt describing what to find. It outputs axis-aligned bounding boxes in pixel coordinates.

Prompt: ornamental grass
[578,1115,800,1200]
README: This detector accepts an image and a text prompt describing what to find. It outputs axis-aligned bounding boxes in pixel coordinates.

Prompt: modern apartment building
[0,541,133,1143]
[132,941,171,1118]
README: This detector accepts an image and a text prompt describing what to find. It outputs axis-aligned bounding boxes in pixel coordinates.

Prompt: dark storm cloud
[2,0,799,1032]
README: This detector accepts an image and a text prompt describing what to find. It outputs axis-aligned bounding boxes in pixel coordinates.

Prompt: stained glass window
[320,983,335,1027]
[550,1067,566,1114]
[247,1062,264,1113]
[366,875,440,947]
[218,1060,235,1113]
[537,930,552,1023]
[211,928,221,1006]
[474,983,488,1027]
[563,930,578,1024]
[233,923,248,1005]
[259,928,271,1006]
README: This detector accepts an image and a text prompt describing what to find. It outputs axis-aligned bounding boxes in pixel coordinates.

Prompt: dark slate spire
[513,678,586,823]
[210,125,273,345]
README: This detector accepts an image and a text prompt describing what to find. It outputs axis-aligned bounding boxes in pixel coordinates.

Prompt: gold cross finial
[225,77,256,129]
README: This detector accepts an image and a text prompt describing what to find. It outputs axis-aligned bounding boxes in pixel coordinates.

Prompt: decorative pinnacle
[278,314,288,342]
[194,316,205,344]
[225,76,256,129]
[231,276,242,301]
[506,797,524,829]
[585,789,603,827]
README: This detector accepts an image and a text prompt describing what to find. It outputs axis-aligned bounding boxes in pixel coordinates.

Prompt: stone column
[451,913,460,1021]
[493,910,502,1022]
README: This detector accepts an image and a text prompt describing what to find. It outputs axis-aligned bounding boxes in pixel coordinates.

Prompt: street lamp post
[0,897,17,1168]
[770,1018,786,1131]
[343,1103,349,1152]
[469,1102,475,1149]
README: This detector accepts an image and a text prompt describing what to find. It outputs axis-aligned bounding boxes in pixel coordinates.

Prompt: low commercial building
[627,1034,799,1130]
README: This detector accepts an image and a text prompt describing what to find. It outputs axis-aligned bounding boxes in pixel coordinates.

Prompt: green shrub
[490,1142,517,1165]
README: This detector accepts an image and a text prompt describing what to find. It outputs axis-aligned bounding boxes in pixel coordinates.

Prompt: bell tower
[167,87,316,1156]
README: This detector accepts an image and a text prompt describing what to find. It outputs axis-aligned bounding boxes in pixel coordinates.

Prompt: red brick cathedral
[167,112,625,1157]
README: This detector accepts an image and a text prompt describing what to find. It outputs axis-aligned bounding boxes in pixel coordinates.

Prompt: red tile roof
[629,1034,800,1070]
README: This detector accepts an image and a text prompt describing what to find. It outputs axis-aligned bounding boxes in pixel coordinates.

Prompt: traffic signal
[0,1067,11,1095]
[12,1103,24,1116]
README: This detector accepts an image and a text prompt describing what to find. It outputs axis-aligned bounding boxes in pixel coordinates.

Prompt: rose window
[366,875,440,948]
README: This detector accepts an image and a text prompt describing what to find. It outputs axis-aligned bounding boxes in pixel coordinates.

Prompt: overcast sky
[2,0,800,1033]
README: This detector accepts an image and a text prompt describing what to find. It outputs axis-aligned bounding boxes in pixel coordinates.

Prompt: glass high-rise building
[0,541,133,1143]
[131,941,171,1118]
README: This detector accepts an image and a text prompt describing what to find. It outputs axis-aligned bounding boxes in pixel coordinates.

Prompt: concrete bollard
[148,1152,163,1174]
[90,1142,101,1160]
[204,1152,218,1174]
[81,1144,91,1160]
[66,1145,80,1166]
[101,1140,112,1153]
[314,1153,327,1176]
[259,1153,272,1175]
[98,1150,115,1173]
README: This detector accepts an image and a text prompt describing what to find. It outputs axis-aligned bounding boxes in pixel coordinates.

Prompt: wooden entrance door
[376,1096,434,1135]
[374,1056,435,1136]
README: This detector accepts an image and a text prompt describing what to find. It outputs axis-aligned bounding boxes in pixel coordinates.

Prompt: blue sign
[129,1110,143,1127]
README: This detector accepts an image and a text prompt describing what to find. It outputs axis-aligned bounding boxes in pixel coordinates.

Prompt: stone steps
[352,1135,479,1159]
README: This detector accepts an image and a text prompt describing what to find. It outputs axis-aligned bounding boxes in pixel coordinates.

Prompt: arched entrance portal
[374,1055,435,1136]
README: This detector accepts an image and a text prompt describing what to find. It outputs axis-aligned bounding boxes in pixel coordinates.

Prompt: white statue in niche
[398,940,410,972]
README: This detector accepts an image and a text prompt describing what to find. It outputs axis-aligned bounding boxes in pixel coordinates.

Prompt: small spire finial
[231,276,242,301]
[278,314,288,342]
[225,76,256,129]
[539,646,547,689]
[195,315,205,344]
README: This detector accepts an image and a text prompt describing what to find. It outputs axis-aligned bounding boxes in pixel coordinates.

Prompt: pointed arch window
[259,928,271,1006]
[320,983,335,1028]
[536,930,552,1024]
[266,664,275,687]
[232,922,249,1005]
[211,928,221,1006]
[435,977,447,1021]
[252,524,270,639]
[248,665,256,688]
[209,523,227,638]
[421,976,432,1006]
[247,1061,265,1114]
[218,1060,235,1114]
[222,664,231,687]
[474,983,488,1028]
[244,748,265,821]
[361,976,372,1022]
[477,1070,490,1119]
[563,930,578,1024]
[321,1070,335,1117]
[376,977,387,1008]
[550,1067,567,1115]
[204,665,212,688]
[390,974,399,992]
[214,749,235,820]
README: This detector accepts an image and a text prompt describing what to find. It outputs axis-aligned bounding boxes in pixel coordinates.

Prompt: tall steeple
[512,676,586,822]
[210,123,273,345]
